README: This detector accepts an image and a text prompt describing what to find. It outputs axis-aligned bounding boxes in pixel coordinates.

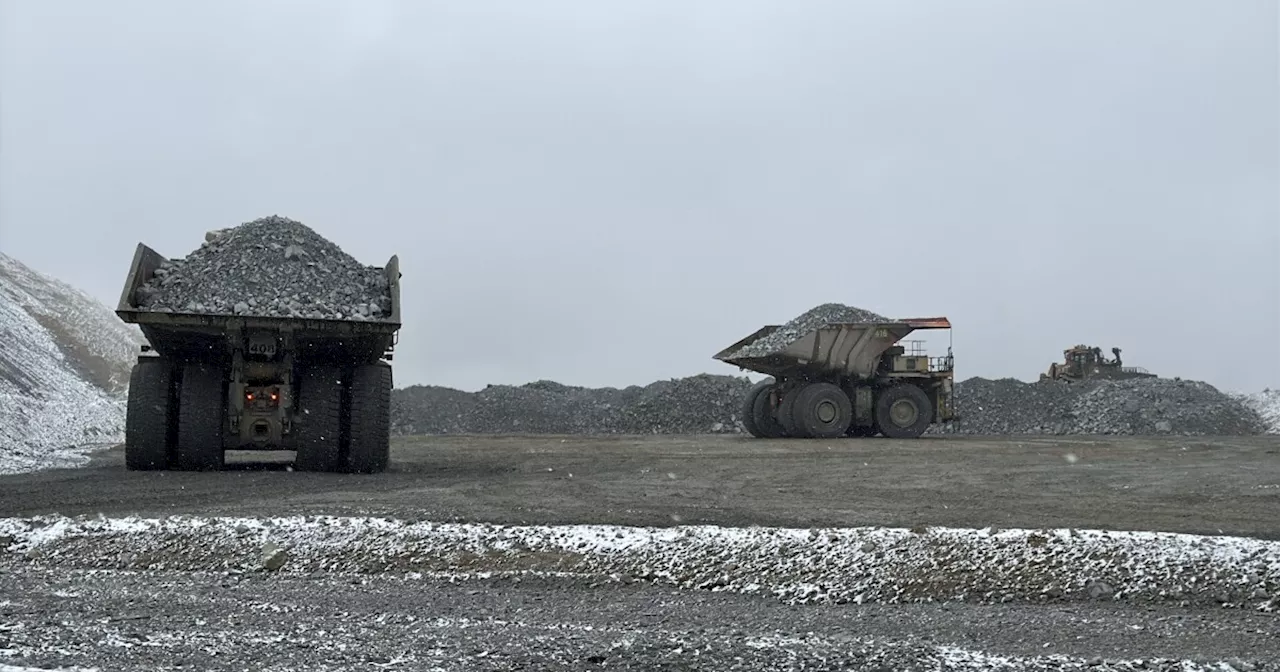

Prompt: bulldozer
[1040,345,1156,383]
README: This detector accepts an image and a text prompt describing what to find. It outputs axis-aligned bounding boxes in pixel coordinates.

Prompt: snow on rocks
[0,253,141,475]
[731,302,890,359]
[1235,389,1280,434]
[3,515,1277,611]
[132,215,392,321]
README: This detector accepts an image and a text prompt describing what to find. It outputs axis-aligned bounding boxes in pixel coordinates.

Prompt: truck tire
[874,384,933,439]
[125,357,174,470]
[345,362,392,474]
[751,383,787,438]
[777,388,805,438]
[293,366,344,472]
[792,382,853,439]
[175,362,226,471]
[741,380,772,438]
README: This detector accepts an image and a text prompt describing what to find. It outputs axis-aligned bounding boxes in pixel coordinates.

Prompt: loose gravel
[4,515,1276,611]
[132,215,391,321]
[730,302,890,359]
[1,516,1277,670]
[5,569,1275,671]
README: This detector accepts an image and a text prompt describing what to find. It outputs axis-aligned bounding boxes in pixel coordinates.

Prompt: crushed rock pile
[731,302,889,358]
[394,374,1266,437]
[393,374,755,435]
[0,253,145,474]
[133,215,392,321]
[936,377,1266,436]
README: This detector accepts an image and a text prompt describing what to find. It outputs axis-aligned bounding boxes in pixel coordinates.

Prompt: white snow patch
[2,515,1277,610]
[1234,388,1280,434]
[0,252,143,475]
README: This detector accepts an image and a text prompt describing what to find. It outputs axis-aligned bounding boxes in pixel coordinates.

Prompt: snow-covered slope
[1237,389,1280,434]
[0,252,145,474]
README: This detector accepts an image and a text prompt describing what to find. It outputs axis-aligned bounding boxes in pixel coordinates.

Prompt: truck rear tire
[741,380,775,438]
[777,388,805,438]
[175,363,227,471]
[125,357,174,470]
[345,362,392,474]
[293,366,344,472]
[874,384,933,439]
[792,382,853,439]
[751,383,787,438]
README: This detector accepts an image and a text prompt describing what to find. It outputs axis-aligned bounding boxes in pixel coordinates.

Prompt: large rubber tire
[125,358,174,470]
[777,388,805,438]
[293,366,345,472]
[751,383,787,438]
[792,382,854,439]
[174,362,226,471]
[875,384,933,439]
[345,362,392,474]
[741,380,774,438]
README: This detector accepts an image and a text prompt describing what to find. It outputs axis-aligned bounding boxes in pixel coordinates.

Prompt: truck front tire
[875,384,933,439]
[175,362,226,471]
[293,366,344,472]
[345,362,392,474]
[125,357,174,470]
[792,382,854,439]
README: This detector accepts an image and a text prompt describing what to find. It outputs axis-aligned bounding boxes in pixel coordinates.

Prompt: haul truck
[714,318,956,439]
[115,243,402,473]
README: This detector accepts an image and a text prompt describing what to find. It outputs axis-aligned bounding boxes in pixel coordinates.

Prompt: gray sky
[2,0,1277,393]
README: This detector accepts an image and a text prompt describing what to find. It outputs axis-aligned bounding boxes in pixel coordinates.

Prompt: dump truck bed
[714,317,951,379]
[115,242,402,363]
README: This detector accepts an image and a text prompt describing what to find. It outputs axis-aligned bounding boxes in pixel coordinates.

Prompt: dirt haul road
[2,434,1279,671]
[2,434,1278,537]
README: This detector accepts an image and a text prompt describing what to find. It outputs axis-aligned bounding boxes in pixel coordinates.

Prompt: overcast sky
[1,0,1277,393]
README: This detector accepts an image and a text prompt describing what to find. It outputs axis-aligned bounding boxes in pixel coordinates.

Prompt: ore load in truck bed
[129,215,392,321]
[116,216,401,364]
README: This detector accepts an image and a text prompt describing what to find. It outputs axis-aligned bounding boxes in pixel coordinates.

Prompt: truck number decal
[248,339,277,356]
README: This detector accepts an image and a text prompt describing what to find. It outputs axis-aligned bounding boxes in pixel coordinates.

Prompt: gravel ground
[730,302,890,359]
[2,565,1277,671]
[4,567,1277,671]
[2,434,1277,540]
[1,435,1278,670]
[133,215,391,320]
